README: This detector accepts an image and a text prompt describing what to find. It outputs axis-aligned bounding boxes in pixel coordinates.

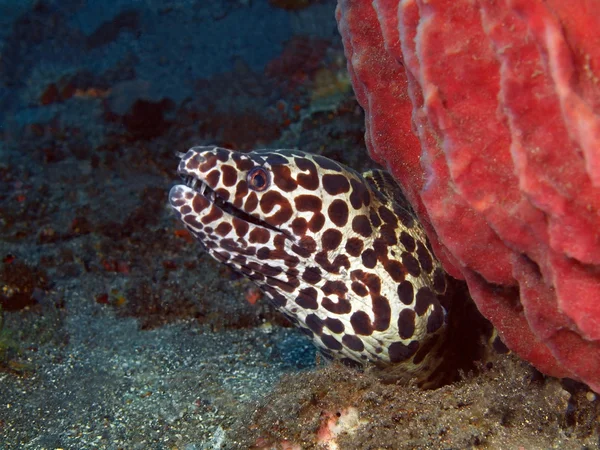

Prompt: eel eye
[247,167,269,192]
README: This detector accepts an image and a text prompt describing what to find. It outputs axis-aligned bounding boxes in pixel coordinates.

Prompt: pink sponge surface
[337,0,600,392]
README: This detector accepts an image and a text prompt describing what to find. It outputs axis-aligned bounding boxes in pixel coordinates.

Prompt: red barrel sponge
[337,0,600,392]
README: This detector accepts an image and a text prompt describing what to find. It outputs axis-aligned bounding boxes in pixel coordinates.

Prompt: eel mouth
[182,175,287,237]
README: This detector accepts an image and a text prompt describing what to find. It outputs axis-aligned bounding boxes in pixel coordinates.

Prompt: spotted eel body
[169,146,449,385]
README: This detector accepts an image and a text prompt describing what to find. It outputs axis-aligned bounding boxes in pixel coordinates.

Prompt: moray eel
[169,146,450,385]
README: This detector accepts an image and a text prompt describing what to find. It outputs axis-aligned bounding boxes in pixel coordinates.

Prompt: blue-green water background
[0,1,369,447]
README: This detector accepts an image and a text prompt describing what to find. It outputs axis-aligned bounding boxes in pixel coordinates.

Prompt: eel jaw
[177,174,286,237]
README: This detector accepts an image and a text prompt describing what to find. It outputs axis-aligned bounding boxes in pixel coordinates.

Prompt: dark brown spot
[305,314,324,335]
[397,280,414,305]
[201,205,223,224]
[221,164,237,187]
[415,287,436,316]
[198,154,217,172]
[291,236,316,258]
[296,287,319,310]
[308,213,325,233]
[342,334,365,352]
[260,191,293,225]
[363,273,381,294]
[232,217,249,237]
[249,228,270,244]
[238,245,257,256]
[295,157,319,190]
[272,165,298,192]
[361,249,377,268]
[269,248,290,261]
[379,224,397,245]
[232,253,246,263]
[321,280,348,297]
[426,304,445,333]
[350,311,373,335]
[345,238,363,257]
[248,271,265,282]
[261,284,287,307]
[373,296,391,331]
[215,222,232,236]
[233,157,254,172]
[295,195,322,212]
[433,268,447,293]
[234,180,249,208]
[291,217,308,236]
[292,244,311,258]
[274,234,288,250]
[324,318,345,334]
[352,215,372,237]
[322,297,352,314]
[322,229,343,251]
[398,308,416,339]
[369,211,381,228]
[349,179,369,209]
[184,215,203,229]
[286,266,299,278]
[402,252,421,277]
[206,169,220,187]
[328,200,349,227]
[215,148,230,162]
[244,191,258,212]
[384,260,405,282]
[378,205,397,225]
[315,252,350,274]
[416,241,433,274]
[302,267,322,284]
[285,255,300,267]
[264,153,288,165]
[372,239,389,262]
[351,281,368,297]
[260,263,283,277]
[186,153,201,170]
[192,195,210,213]
[388,341,419,363]
[214,251,229,262]
[393,204,415,228]
[321,334,343,350]
[335,254,351,271]
[256,247,270,259]
[399,231,416,252]
[247,261,262,272]
[215,188,230,202]
[322,174,350,195]
[266,275,298,293]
